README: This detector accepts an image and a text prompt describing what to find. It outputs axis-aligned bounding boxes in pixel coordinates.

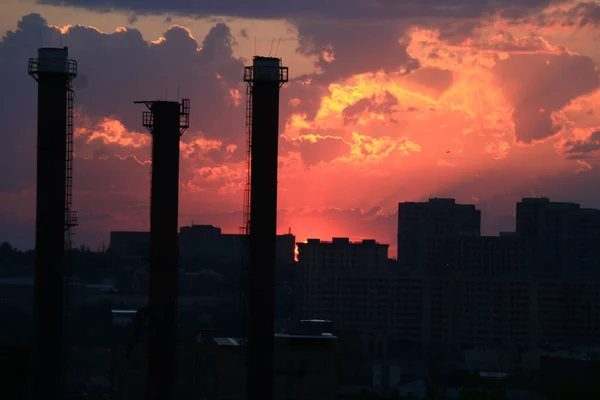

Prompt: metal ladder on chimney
[65,87,78,247]
[62,80,78,400]
[239,84,253,346]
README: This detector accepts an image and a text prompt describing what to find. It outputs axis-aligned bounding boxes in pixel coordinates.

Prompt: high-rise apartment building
[398,198,480,270]
[297,238,390,334]
[516,198,600,278]
[299,198,600,360]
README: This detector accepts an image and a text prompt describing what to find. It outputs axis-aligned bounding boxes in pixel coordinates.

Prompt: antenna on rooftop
[274,37,282,57]
[269,36,275,56]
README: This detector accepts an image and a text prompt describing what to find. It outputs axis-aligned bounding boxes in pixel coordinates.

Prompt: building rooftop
[300,238,386,246]
[214,337,241,347]
[275,332,337,340]
[213,332,338,346]
[300,319,332,323]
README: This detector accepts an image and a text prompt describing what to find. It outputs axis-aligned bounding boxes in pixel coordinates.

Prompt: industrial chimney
[28,47,77,400]
[135,99,190,400]
[243,57,288,400]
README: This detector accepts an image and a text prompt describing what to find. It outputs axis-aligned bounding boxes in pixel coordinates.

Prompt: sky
[3,0,600,256]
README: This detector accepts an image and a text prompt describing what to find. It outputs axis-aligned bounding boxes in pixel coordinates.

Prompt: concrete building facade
[206,333,338,400]
[110,225,295,266]
[298,199,600,361]
[397,198,480,270]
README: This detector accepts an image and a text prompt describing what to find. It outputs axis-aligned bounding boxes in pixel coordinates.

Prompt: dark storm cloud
[295,21,414,81]
[0,12,252,249]
[281,77,328,121]
[63,21,244,140]
[36,0,562,86]
[37,0,559,90]
[35,0,558,21]
[571,2,600,27]
[5,14,243,145]
[342,92,398,125]
[437,19,483,44]
[563,130,600,159]
[0,13,246,194]
[0,15,51,192]
[493,52,599,143]
[521,1,600,28]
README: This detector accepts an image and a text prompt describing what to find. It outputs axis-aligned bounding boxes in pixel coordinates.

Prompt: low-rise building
[207,332,339,400]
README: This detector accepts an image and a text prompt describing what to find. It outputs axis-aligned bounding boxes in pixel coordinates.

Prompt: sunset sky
[3,0,600,256]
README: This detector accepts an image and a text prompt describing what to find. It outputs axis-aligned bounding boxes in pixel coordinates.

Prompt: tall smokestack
[135,99,190,400]
[28,47,77,400]
[243,57,288,400]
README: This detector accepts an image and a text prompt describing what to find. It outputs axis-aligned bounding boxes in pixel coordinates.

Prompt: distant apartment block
[108,231,149,259]
[297,238,397,353]
[299,198,600,359]
[179,224,295,265]
[108,224,296,265]
[516,197,600,278]
[397,198,480,270]
[425,234,534,276]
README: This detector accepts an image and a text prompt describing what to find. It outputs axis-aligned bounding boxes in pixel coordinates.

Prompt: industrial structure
[242,57,288,400]
[28,47,78,400]
[134,99,190,400]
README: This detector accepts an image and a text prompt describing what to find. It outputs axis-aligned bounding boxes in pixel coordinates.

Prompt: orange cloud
[281,132,420,168]
[180,137,223,159]
[521,1,600,30]
[322,44,335,63]
[229,88,241,106]
[283,27,516,167]
[76,117,150,148]
[12,9,600,252]
[49,24,104,35]
[183,164,244,194]
[344,132,420,164]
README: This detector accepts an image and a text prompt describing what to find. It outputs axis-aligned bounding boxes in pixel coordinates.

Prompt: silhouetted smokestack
[243,57,288,400]
[28,47,77,400]
[135,99,189,400]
